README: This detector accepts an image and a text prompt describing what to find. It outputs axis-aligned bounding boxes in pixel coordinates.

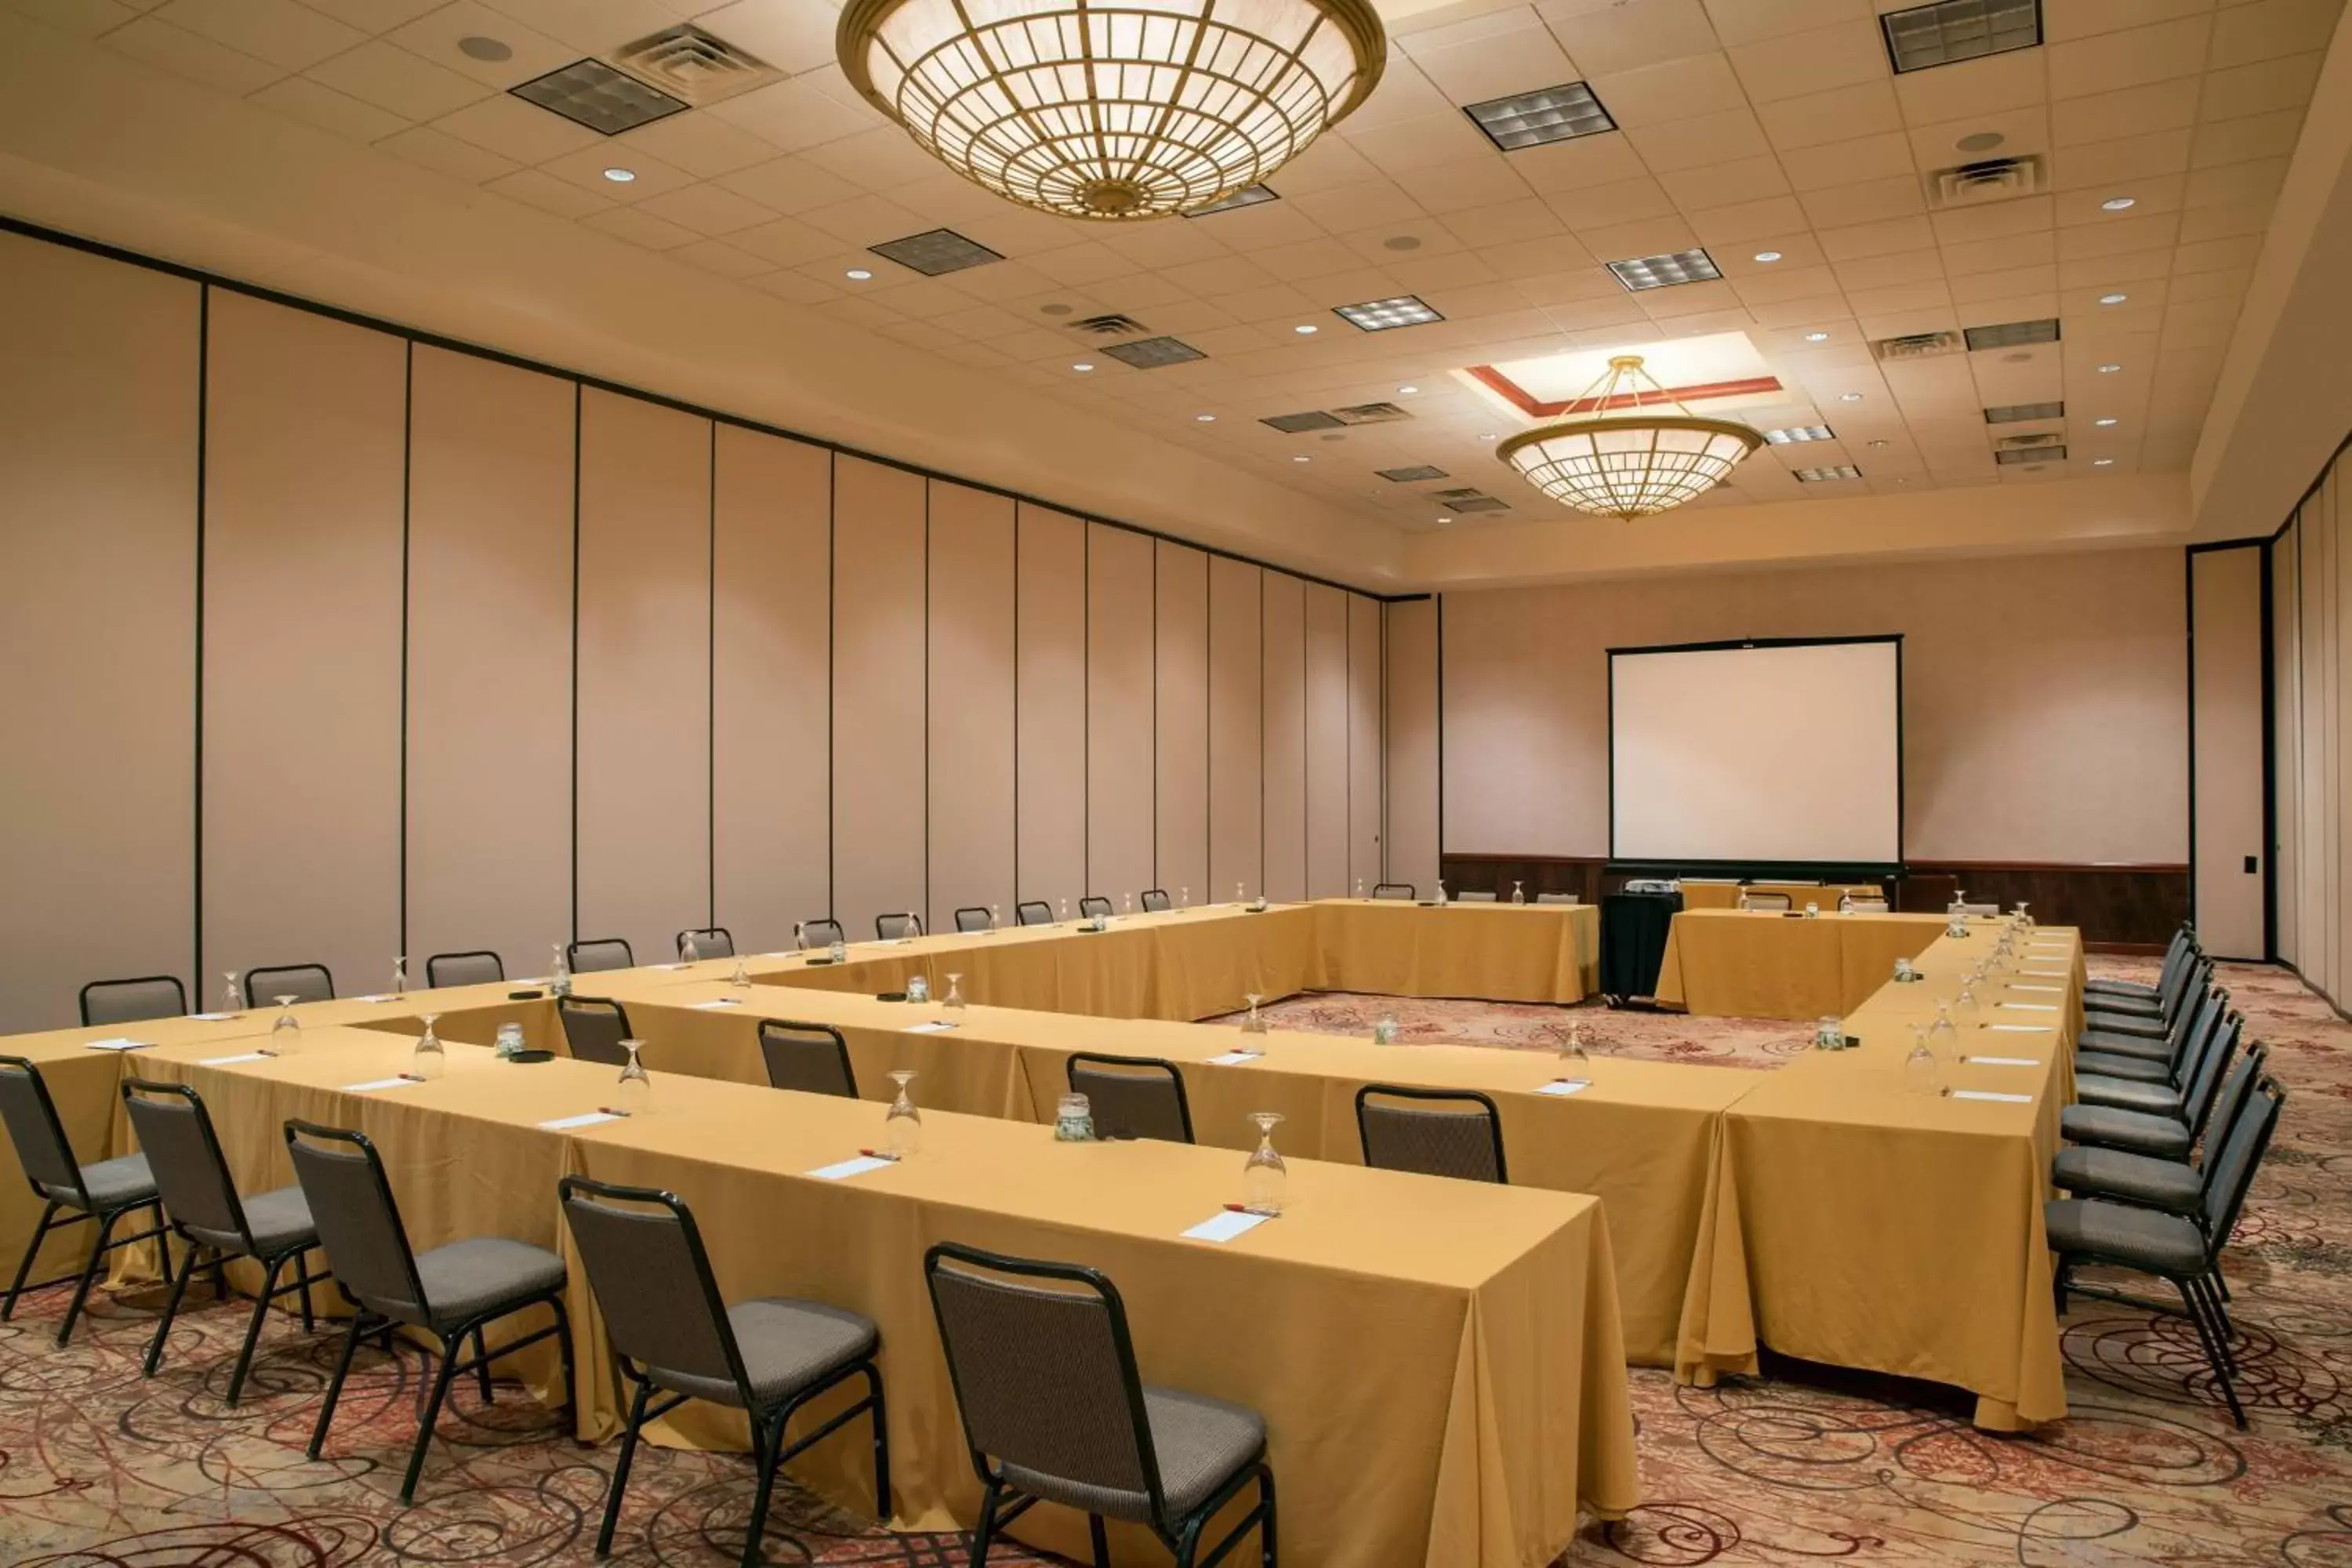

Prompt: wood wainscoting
[1436,855,2190,952]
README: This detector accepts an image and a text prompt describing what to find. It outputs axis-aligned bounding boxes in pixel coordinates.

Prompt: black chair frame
[876,912,924,941]
[925,1242,1275,1568]
[558,995,637,1066]
[245,962,334,1004]
[1079,895,1115,921]
[1067,1053,1196,1144]
[1139,890,1172,913]
[756,1018,860,1098]
[799,918,846,950]
[1354,1083,1510,1185]
[568,937,636,974]
[1015,901,1054,927]
[79,974,187,1026]
[955,906,994,934]
[424,949,505,989]
[2,1055,168,1345]
[285,1120,575,1504]
[561,1177,888,1564]
[125,1079,328,1403]
[1370,883,1415,900]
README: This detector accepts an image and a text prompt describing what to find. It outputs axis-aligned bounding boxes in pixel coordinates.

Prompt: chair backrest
[1534,892,1579,906]
[2161,953,2214,1022]
[1078,896,1113,920]
[678,927,734,960]
[2154,929,2196,994]
[1743,892,1792,911]
[954,906,993,934]
[1454,890,1497,902]
[561,1178,750,1403]
[924,1243,1165,1524]
[1067,1054,1193,1144]
[2182,1007,2243,1141]
[1355,1086,1508,1184]
[1955,902,2001,916]
[757,1019,858,1098]
[1371,883,1414,900]
[568,937,634,974]
[1015,902,1053,927]
[245,963,333,1005]
[0,1055,84,1198]
[798,918,844,950]
[2194,1044,2267,1175]
[877,913,924,941]
[2198,1075,2284,1256]
[1846,898,1890,913]
[123,1080,251,1247]
[80,975,187,1027]
[558,996,634,1066]
[1139,889,1171,913]
[425,949,504,989]
[284,1120,427,1323]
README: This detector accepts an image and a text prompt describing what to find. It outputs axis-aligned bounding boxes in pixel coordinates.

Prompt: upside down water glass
[1242,1112,1287,1214]
[270,996,302,1055]
[884,1069,922,1156]
[615,1040,651,1114]
[412,1013,445,1080]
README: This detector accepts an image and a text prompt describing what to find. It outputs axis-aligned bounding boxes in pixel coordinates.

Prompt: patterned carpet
[4,959,2347,1567]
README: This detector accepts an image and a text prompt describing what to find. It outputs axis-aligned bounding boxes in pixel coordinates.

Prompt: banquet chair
[286,1120,573,1503]
[1456,890,1497,902]
[1067,1054,1194,1144]
[2074,989,2228,1103]
[557,996,636,1067]
[757,1020,858,1099]
[2053,1047,2267,1218]
[1843,898,1890,913]
[798,918,846,951]
[2086,927,2198,1006]
[924,1242,1275,1568]
[677,927,734,960]
[567,937,634,975]
[1741,892,1792,911]
[1535,893,1579,906]
[2076,982,2223,1082]
[1371,883,1415,900]
[2062,1004,2240,1161]
[2086,936,2201,1022]
[245,962,334,1005]
[955,906,993,934]
[425,950,503,989]
[1356,1086,1508,1185]
[561,1177,888,1564]
[1080,895,1114,920]
[1955,901,2001,916]
[0,1055,163,1345]
[1016,902,1054,927]
[877,912,924,941]
[123,1079,322,1403]
[2047,1075,2285,1428]
[2085,954,2212,1040]
[79,975,187,1026]
[1140,889,1172,913]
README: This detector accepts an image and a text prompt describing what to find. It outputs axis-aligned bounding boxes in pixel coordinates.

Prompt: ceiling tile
[248,73,412,140]
[2190,106,2309,165]
[1700,0,1875,49]
[1940,229,2056,274]
[611,109,780,178]
[1542,174,1680,229]
[1386,156,1540,212]
[1947,261,2060,302]
[1023,241,1145,286]
[2055,129,2195,189]
[2197,52,2328,120]
[107,15,285,92]
[304,39,488,119]
[2042,0,2218,45]
[1289,178,1426,232]
[798,192,936,245]
[484,165,614,218]
[1831,246,1944,290]
[707,74,875,153]
[2207,0,2343,70]
[1756,78,1904,149]
[2172,233,2266,274]
[1684,194,1812,242]
[1892,46,2047,127]
[632,180,778,236]
[152,0,363,70]
[290,0,442,24]
[1728,261,1842,302]
[539,140,693,198]
[670,237,775,279]
[2047,15,2215,100]
[1657,154,1794,210]
[1405,23,1581,103]
[1796,174,1926,227]
[1624,106,1770,170]
[1476,230,1599,277]
[1505,132,1653,191]
[2176,199,2278,243]
[1587,50,1748,125]
[1904,105,2049,169]
[474,0,677,55]
[714,154,863,214]
[2184,154,2290,206]
[691,0,844,76]
[1571,212,1700,258]
[2056,210,2181,258]
[2053,79,2201,145]
[433,91,602,163]
[387,0,575,85]
[377,122,519,182]
[1541,0,1722,74]
[1343,111,1503,175]
[728,214,840,267]
[1438,198,1568,247]
[1726,20,1889,103]
[1926,194,2053,243]
[1815,212,1937,258]
[1780,131,1915,191]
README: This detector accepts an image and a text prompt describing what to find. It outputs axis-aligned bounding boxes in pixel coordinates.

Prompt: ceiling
[2,0,2347,564]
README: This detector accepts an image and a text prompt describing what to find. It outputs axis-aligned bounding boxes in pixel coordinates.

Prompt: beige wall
[2274,443,2352,1008]
[2190,546,2270,959]
[1429,550,2191,866]
[0,228,1389,1029]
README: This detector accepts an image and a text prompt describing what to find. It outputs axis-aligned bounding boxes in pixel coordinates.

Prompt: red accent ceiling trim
[1466,365,1784,419]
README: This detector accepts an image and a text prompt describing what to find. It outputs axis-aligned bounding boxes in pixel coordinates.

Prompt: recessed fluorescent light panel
[867,228,1004,276]
[1762,426,1834,445]
[1606,249,1722,291]
[1984,401,2063,423]
[1962,317,2060,350]
[510,58,688,135]
[1462,81,1615,151]
[1377,465,1450,482]
[1185,184,1279,217]
[1996,445,2065,464]
[1794,466,1864,481]
[1334,296,1444,332]
[1882,0,2042,75]
[1101,336,1207,368]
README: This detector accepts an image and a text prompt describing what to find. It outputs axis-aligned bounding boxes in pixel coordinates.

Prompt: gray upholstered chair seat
[2060,1103,2192,1160]
[2045,1198,2207,1274]
[2082,1011,2166,1038]
[2078,1029,2174,1060]
[2083,978,2158,1000]
[2051,1146,2201,1214]
[184,1183,314,1256]
[2075,1076,2185,1116]
[2085,992,2165,1017]
[653,1298,878,1408]
[412,1237,566,1328]
[2072,1051,2175,1083]
[1002,1385,1264,1523]
[43,1152,156,1209]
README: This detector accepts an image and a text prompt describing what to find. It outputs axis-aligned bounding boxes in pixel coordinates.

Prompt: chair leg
[553,1298,579,1428]
[310,1310,370,1460]
[294,1250,315,1333]
[2,1201,60,1320]
[473,1325,495,1404]
[862,1362,890,1521]
[739,1411,783,1568]
[57,1206,127,1346]
[401,1328,466,1504]
[2173,1276,2245,1428]
[968,1482,1003,1567]
[144,1238,201,1378]
[225,1254,285,1407]
[1089,1514,1110,1568]
[596,1380,652,1557]
[1259,1466,1277,1568]
[2190,1274,2237,1374]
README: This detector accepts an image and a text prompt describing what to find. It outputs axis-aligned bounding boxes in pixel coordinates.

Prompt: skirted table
[1651,908,1948,1018]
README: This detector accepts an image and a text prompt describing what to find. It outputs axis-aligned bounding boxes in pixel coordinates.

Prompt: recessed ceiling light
[1840,392,1864,402]
[2095,417,2118,426]
[1334,295,1444,332]
[2094,458,2114,466]
[1956,130,2005,153]
[1436,515,1454,524]
[1461,80,1616,151]
[1479,433,1496,441]
[2097,363,2122,373]
[1882,0,2040,74]
[458,34,512,61]
[1803,331,1831,343]
[844,268,873,280]
[602,167,637,183]
[1867,439,1889,448]
[1292,454,1311,462]
[2101,196,2136,211]
[1072,362,1094,372]
[1196,413,1216,422]
[1294,324,1318,335]
[1397,384,1418,394]
[1753,250,1784,263]
[1794,465,1864,482]
[1606,247,1722,291]
[2099,292,2129,305]
[1762,425,1833,445]
[1382,235,1422,252]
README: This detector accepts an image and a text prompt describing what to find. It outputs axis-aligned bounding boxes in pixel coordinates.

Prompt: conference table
[1651,907,1948,1018]
[1675,881,1884,911]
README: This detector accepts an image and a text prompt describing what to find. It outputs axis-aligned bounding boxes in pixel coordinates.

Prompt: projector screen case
[1607,634,1904,873]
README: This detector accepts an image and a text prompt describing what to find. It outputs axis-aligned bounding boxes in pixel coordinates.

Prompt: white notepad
[1206,1049,1264,1065]
[653,963,689,971]
[1965,1055,2042,1067]
[1987,1023,2053,1033]
[199,1051,270,1066]
[539,1111,624,1131]
[343,1076,420,1093]
[358,993,397,1004]
[1182,1210,1271,1243]
[2008,984,2063,993]
[1999,1002,2058,1011]
[2023,970,2069,978]
[83,1037,149,1051]
[1537,1078,1592,1097]
[808,1155,895,1181]
[1951,1089,2033,1104]
[903,1020,960,1034]
[690,998,741,1010]
[189,1012,237,1022]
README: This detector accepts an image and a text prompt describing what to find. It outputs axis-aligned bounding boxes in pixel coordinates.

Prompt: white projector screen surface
[1611,640,1901,865]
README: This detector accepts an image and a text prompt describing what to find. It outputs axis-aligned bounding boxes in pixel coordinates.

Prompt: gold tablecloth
[1726,924,2085,1428]
[1652,909,1947,1018]
[1307,899,1600,1003]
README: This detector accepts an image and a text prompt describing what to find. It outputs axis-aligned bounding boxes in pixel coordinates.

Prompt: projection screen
[1610,637,1903,868]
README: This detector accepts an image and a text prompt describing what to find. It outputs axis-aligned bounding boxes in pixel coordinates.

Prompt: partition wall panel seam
[193,285,209,992]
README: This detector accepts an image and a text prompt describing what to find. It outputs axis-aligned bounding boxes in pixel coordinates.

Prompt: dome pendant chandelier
[1494,355,1765,521]
[836,0,1386,222]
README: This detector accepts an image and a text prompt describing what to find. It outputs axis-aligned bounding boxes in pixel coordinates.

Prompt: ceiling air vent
[1926,154,2048,209]
[1330,401,1410,425]
[1071,313,1149,336]
[1985,401,2063,423]
[1964,318,2060,350]
[1102,336,1206,368]
[511,59,687,135]
[869,228,1004,276]
[1449,496,1512,514]
[1871,330,1963,362]
[1994,432,2066,455]
[608,24,778,107]
[1997,446,2065,466]
[1261,411,1345,434]
[1377,465,1449,482]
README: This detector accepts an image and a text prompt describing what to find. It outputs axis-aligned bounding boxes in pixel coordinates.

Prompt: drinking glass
[793,920,809,952]
[908,974,930,1004]
[1235,882,1246,906]
[615,1040,651,1115]
[730,957,752,989]
[550,943,572,999]
[1373,1014,1399,1044]
[390,956,407,998]
[1435,880,1448,905]
[1241,1112,1287,1214]
[223,972,243,1017]
[1178,887,1189,909]
[829,936,848,964]
[1904,1025,1939,1095]
[681,931,700,964]
[884,1070,922,1156]
[1058,897,1070,924]
[270,996,301,1055]
[1559,1022,1592,1076]
[1122,892,1134,917]
[1931,1000,1958,1051]
[989,905,1001,933]
[2016,902,2034,933]
[412,1013,445,1080]
[1240,993,1269,1036]
[495,1022,526,1059]
[1804,902,1820,918]
[1815,1015,1842,1050]
[1354,878,1365,899]
[1055,1093,1094,1142]
[942,973,966,1011]
[1512,880,1526,905]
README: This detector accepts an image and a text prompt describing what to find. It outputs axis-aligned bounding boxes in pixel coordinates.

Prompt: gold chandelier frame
[1494,357,1765,521]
